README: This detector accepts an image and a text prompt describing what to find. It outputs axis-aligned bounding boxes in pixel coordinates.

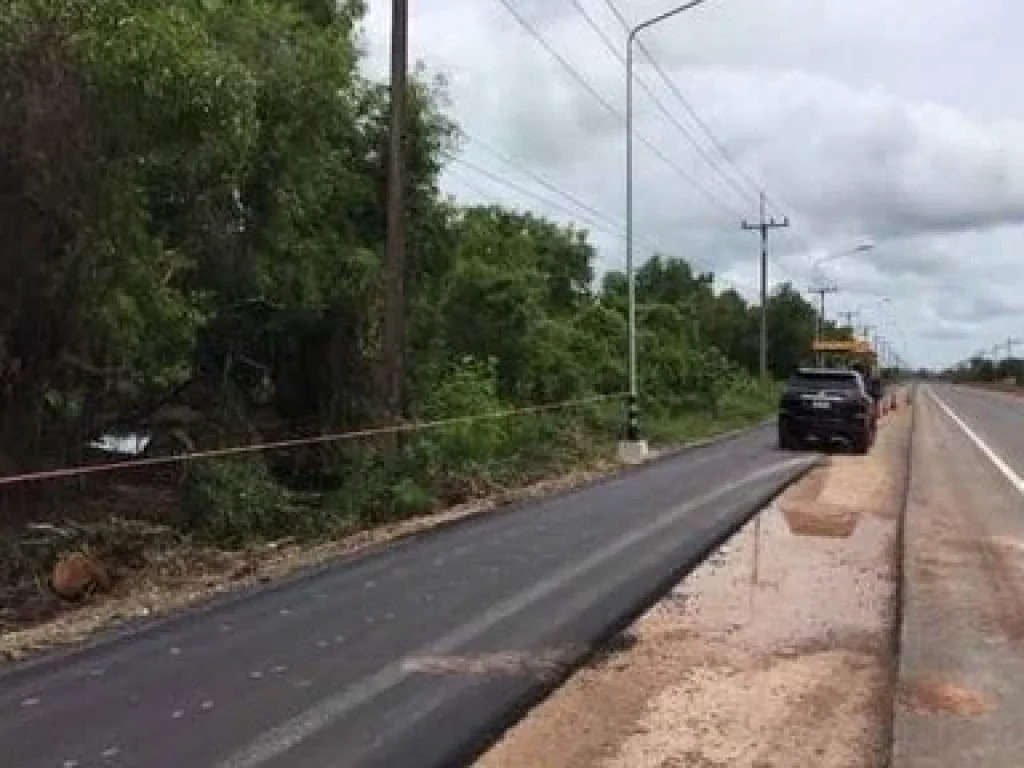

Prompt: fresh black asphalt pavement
[0,424,816,768]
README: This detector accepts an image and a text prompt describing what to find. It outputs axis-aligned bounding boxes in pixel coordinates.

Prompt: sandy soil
[476,406,911,768]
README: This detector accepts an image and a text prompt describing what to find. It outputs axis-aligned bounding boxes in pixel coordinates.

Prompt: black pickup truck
[777,368,879,453]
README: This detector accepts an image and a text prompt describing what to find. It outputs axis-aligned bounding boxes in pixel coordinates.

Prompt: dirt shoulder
[476,407,911,768]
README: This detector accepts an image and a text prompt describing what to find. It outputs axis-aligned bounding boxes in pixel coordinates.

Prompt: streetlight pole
[624,0,710,450]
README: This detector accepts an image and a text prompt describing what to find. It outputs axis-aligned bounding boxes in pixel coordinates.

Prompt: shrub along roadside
[0,373,778,641]
[175,363,781,548]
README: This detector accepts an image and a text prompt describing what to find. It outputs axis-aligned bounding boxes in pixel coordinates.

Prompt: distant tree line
[945,357,1024,385]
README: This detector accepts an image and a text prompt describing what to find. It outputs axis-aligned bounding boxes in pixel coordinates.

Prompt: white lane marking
[927,386,1024,496]
[215,454,814,768]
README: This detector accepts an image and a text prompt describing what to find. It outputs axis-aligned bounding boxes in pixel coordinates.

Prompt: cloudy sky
[359,0,1024,369]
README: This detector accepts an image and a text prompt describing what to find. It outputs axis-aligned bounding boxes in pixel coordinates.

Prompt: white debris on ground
[476,408,911,768]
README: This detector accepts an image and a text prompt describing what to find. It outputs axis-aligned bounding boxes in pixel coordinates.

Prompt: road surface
[894,384,1024,767]
[0,425,815,768]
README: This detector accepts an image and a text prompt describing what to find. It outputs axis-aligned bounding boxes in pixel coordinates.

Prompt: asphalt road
[0,425,815,768]
[893,384,1024,767]
[925,383,1024,479]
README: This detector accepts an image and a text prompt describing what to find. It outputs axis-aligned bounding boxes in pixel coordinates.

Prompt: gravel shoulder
[476,406,911,768]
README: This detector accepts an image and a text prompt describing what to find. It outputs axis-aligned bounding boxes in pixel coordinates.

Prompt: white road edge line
[215,454,815,768]
[926,385,1024,497]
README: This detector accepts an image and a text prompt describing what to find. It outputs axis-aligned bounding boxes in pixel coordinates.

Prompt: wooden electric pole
[382,0,409,428]
[742,191,789,381]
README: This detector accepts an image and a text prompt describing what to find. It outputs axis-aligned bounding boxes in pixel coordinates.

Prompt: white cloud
[360,0,1024,369]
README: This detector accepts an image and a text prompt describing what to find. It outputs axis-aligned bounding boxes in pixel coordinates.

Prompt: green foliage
[179,456,292,546]
[409,356,506,501]
[0,0,830,549]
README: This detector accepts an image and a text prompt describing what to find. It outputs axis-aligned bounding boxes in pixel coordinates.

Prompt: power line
[461,129,757,285]
[445,154,756,295]
[447,153,682,260]
[580,0,803,299]
[460,130,629,236]
[599,0,811,225]
[599,2,764,192]
[569,0,757,209]
[493,0,746,220]
[448,155,631,241]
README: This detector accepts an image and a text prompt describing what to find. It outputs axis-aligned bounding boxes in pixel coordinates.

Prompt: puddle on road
[673,481,897,659]
[781,500,861,539]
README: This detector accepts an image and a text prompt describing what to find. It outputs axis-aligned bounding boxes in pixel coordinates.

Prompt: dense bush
[0,0,840,546]
[179,457,293,546]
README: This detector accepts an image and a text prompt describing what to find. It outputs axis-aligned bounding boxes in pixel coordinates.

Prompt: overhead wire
[598,0,816,240]
[549,0,801,287]
[567,0,757,211]
[598,1,767,196]
[447,155,630,241]
[493,0,746,221]
[459,131,630,236]
[445,149,757,295]
[482,0,798,296]
[460,130,747,282]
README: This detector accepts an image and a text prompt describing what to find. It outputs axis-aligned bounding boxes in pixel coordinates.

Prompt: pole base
[617,439,649,465]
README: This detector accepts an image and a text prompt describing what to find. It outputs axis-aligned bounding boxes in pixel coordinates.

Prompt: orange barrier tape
[0,392,627,488]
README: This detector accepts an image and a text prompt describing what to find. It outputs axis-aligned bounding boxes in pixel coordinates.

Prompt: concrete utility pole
[742,190,789,381]
[810,283,838,366]
[382,0,409,428]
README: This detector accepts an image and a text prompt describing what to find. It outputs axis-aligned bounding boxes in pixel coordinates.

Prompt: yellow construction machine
[811,338,878,374]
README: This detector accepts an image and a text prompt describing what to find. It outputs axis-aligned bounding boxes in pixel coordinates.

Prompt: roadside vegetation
[0,0,844,638]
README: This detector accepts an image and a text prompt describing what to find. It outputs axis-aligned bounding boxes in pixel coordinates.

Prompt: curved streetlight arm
[628,0,711,43]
